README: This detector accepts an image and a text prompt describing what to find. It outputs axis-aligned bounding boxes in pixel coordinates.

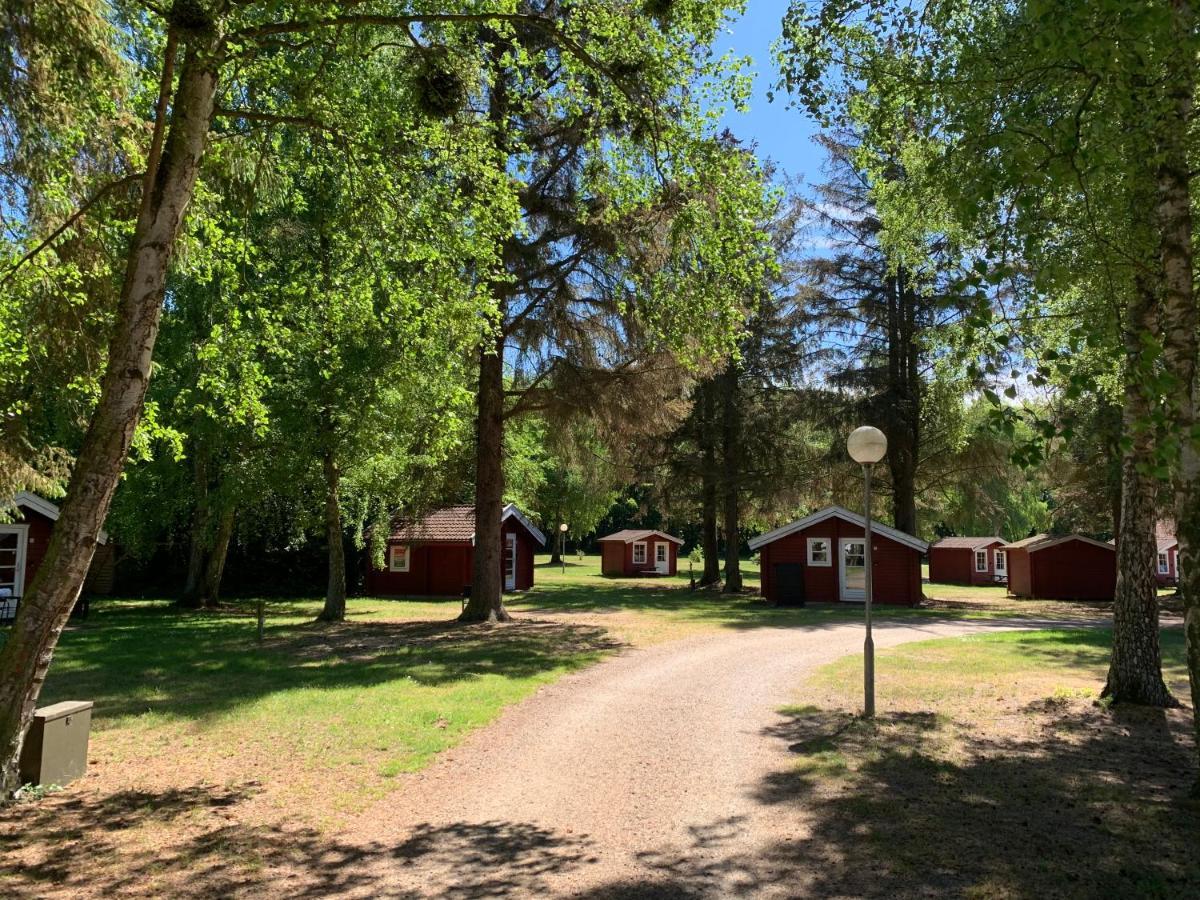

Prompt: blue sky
[712,2,825,185]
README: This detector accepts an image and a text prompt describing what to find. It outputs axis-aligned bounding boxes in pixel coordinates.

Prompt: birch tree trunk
[1156,0,1200,793]
[1103,270,1176,706]
[0,24,221,800]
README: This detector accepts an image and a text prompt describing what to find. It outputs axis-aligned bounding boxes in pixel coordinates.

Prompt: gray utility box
[19,700,93,787]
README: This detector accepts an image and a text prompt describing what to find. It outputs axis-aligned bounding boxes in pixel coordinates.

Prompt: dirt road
[351,616,1075,898]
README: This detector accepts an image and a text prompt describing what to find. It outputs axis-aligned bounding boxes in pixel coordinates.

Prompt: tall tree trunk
[1103,270,1176,706]
[0,27,220,801]
[180,446,210,607]
[318,448,346,622]
[1157,0,1200,793]
[201,502,235,608]
[721,364,742,593]
[698,381,720,586]
[885,269,920,535]
[548,505,563,565]
[462,335,510,622]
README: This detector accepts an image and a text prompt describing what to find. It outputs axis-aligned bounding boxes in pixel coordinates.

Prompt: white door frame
[0,524,30,610]
[504,532,518,591]
[839,537,866,602]
[654,542,669,574]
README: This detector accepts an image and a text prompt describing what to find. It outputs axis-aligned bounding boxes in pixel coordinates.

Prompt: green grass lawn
[17,597,616,825]
[775,628,1197,897]
[11,552,1110,813]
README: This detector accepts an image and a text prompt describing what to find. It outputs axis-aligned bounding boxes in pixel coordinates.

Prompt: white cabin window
[1158,552,1170,575]
[632,542,647,564]
[994,550,1007,574]
[807,538,831,566]
[975,549,989,572]
[389,545,410,572]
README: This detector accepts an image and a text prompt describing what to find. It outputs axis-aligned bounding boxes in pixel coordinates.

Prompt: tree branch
[215,106,337,133]
[0,173,144,287]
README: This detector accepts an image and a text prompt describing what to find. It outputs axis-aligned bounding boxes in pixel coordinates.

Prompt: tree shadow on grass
[751,702,1199,898]
[37,612,623,724]
[0,784,598,899]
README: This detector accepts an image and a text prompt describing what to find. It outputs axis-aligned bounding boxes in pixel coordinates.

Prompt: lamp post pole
[863,461,875,719]
[847,425,886,720]
[559,522,568,575]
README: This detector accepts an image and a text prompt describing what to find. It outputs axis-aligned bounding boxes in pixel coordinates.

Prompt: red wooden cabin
[750,506,927,607]
[928,536,1008,585]
[1156,538,1178,587]
[1002,534,1116,600]
[1,492,114,619]
[597,529,682,576]
[365,504,545,597]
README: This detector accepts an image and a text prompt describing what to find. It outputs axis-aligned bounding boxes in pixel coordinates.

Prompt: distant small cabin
[597,529,682,577]
[1156,538,1178,587]
[365,504,545,597]
[1003,533,1116,601]
[1,492,115,619]
[928,536,1008,585]
[749,505,927,607]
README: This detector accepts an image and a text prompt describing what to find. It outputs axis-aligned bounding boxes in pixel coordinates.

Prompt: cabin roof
[930,536,1005,551]
[388,503,545,546]
[748,505,928,553]
[1002,533,1114,553]
[597,529,684,545]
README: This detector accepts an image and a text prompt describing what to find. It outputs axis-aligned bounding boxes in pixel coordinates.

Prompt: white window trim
[632,541,647,564]
[655,543,668,562]
[975,549,989,572]
[389,545,410,573]
[0,524,30,597]
[994,549,1007,573]
[807,537,831,567]
[1158,552,1170,575]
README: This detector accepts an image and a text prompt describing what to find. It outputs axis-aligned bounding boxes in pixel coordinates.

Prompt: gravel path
[351,616,1092,899]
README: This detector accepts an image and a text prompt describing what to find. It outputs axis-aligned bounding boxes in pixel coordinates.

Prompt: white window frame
[975,549,989,572]
[1158,552,1170,575]
[389,545,410,573]
[655,543,668,563]
[807,537,831,567]
[632,541,647,565]
[994,549,1007,574]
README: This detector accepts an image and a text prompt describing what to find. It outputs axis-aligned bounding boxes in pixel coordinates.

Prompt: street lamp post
[847,425,887,719]
[559,522,568,575]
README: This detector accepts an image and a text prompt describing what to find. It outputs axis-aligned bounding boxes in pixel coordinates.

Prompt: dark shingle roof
[931,536,1005,550]
[388,505,476,542]
[597,529,684,544]
[387,503,546,546]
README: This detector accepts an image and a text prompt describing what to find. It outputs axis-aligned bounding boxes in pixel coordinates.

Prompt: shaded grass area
[2,598,616,824]
[754,629,1199,898]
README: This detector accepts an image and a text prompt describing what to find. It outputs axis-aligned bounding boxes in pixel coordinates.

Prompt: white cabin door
[654,542,669,574]
[840,538,866,601]
[504,533,517,591]
[0,525,28,618]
